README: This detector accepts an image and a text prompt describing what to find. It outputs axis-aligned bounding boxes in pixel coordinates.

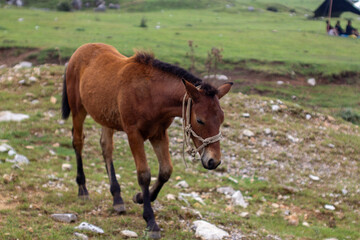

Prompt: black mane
[134,51,218,97]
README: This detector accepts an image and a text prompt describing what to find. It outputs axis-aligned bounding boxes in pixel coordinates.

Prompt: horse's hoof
[132,192,143,204]
[113,204,126,214]
[147,231,161,239]
[78,194,90,201]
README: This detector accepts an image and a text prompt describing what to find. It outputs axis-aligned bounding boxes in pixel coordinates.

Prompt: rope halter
[181,92,222,167]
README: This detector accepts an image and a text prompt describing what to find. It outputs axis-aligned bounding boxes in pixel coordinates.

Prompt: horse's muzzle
[201,157,221,170]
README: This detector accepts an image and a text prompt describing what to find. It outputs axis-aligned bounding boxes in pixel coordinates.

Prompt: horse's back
[66,43,129,129]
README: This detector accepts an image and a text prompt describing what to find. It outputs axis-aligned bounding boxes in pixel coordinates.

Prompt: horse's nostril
[208,159,215,169]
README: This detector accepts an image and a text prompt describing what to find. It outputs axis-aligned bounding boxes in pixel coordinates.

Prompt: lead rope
[181,92,223,167]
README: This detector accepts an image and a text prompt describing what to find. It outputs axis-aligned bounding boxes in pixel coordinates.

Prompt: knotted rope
[181,92,222,167]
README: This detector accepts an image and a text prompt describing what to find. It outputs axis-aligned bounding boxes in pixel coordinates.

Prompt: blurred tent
[314,0,360,17]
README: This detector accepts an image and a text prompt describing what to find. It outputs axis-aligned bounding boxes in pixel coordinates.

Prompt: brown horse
[62,43,232,238]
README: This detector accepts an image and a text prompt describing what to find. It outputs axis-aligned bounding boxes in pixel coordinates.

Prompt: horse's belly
[80,77,123,130]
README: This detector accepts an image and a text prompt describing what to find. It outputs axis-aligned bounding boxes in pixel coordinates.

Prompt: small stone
[193,220,229,240]
[0,111,29,122]
[242,113,250,118]
[341,188,348,195]
[292,95,297,100]
[8,149,16,156]
[309,174,320,181]
[3,173,16,184]
[328,143,335,148]
[0,144,13,153]
[305,114,311,120]
[175,176,182,180]
[240,212,250,218]
[28,76,37,82]
[121,230,138,238]
[228,176,238,184]
[302,221,310,227]
[62,163,72,171]
[243,129,254,137]
[264,128,271,135]
[232,191,248,208]
[324,204,335,211]
[51,213,77,223]
[166,194,176,200]
[277,81,284,85]
[175,180,189,188]
[14,61,32,69]
[271,105,280,112]
[50,96,57,104]
[287,135,299,143]
[286,214,299,226]
[307,78,316,86]
[19,79,26,85]
[49,150,56,155]
[216,186,235,196]
[74,232,89,240]
[6,154,29,165]
[75,222,104,234]
[272,203,279,208]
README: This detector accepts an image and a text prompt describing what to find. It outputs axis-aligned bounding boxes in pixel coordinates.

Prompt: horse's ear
[182,80,200,102]
[217,82,233,99]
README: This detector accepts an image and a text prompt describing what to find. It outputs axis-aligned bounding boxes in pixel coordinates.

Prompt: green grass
[0,4,360,76]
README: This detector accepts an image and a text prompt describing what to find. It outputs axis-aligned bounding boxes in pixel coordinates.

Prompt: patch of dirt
[0,193,17,210]
[0,47,40,66]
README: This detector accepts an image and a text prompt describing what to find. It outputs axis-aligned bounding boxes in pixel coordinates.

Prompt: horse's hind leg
[100,127,125,213]
[133,130,173,204]
[72,109,89,199]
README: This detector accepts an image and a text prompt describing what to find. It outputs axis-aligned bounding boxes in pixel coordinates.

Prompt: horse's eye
[197,118,205,125]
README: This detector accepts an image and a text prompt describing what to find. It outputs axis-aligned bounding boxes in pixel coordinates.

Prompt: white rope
[181,92,222,167]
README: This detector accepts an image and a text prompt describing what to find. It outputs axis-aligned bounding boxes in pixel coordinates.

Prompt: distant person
[346,20,359,37]
[326,20,338,36]
[335,21,346,36]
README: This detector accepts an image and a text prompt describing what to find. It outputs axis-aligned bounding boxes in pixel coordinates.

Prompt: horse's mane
[133,51,218,97]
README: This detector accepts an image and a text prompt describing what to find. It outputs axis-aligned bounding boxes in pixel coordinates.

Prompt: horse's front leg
[100,127,125,213]
[133,130,173,204]
[127,130,161,239]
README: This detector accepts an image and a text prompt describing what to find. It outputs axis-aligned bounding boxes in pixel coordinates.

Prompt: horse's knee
[159,165,173,183]
[137,170,151,187]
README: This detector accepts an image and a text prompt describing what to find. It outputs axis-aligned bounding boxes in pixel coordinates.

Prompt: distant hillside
[8,0,323,12]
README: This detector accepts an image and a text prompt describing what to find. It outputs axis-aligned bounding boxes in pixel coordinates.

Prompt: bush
[57,1,71,12]
[140,17,147,28]
[339,108,360,124]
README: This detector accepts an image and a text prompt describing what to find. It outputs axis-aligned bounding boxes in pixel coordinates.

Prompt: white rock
[264,128,272,135]
[175,180,189,188]
[28,76,37,82]
[302,221,310,227]
[0,143,13,153]
[243,129,254,137]
[179,192,205,205]
[309,174,320,181]
[6,154,29,165]
[287,135,299,143]
[307,78,316,86]
[277,81,284,85]
[75,222,104,234]
[328,143,335,148]
[324,238,338,240]
[193,220,229,240]
[342,188,348,195]
[232,191,248,208]
[242,113,250,118]
[51,213,77,223]
[240,212,250,218]
[0,64,7,69]
[74,232,89,240]
[324,204,335,211]
[216,186,235,196]
[62,163,72,171]
[0,111,29,122]
[166,194,176,200]
[227,176,238,184]
[121,230,138,238]
[271,105,280,112]
[203,74,229,81]
[14,61,32,69]
[305,114,311,120]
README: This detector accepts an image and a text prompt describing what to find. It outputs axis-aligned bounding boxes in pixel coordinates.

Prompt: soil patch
[0,47,40,66]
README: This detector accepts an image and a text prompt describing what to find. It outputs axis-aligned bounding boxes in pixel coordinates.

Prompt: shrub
[339,108,360,124]
[140,17,147,28]
[57,1,71,12]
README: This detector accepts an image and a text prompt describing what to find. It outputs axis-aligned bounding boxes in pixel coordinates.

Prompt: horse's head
[182,80,232,170]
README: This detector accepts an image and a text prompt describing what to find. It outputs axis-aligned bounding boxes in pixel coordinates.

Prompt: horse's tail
[61,68,71,119]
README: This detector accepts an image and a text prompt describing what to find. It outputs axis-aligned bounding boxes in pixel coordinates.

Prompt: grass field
[0,66,360,239]
[0,1,360,76]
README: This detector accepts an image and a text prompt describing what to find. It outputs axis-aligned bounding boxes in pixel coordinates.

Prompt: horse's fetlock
[110,183,120,195]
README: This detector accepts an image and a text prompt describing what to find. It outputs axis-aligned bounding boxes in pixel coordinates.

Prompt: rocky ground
[0,63,359,239]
